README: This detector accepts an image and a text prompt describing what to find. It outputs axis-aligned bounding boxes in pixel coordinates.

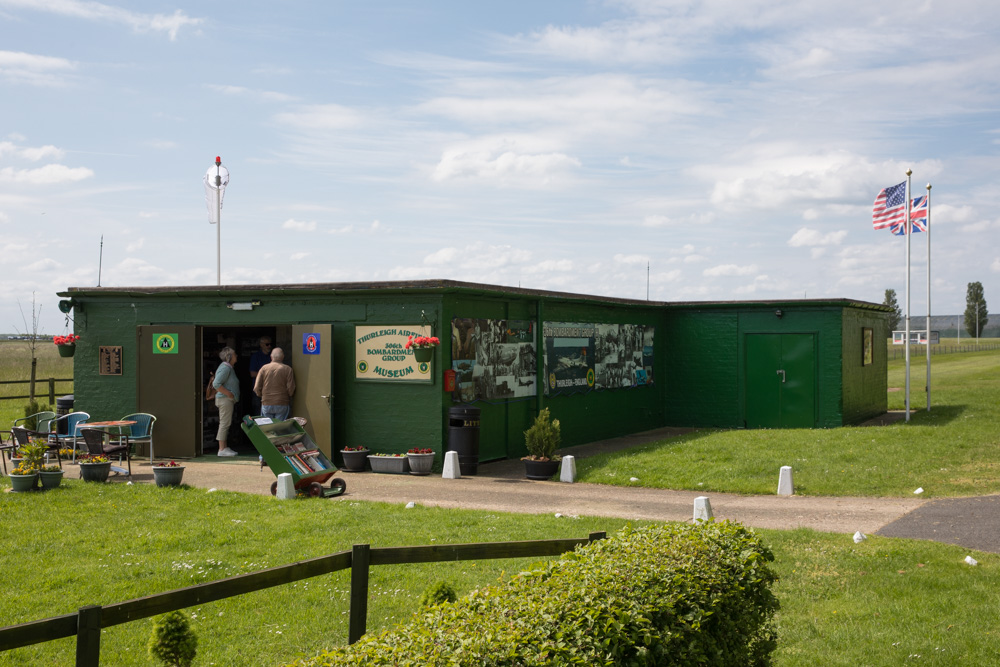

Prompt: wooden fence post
[76,605,102,667]
[348,544,370,645]
[48,378,56,404]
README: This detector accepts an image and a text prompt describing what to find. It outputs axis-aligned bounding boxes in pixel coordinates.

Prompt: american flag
[872,181,907,230]
[891,196,928,236]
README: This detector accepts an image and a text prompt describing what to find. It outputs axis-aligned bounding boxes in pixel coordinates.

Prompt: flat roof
[60,278,889,311]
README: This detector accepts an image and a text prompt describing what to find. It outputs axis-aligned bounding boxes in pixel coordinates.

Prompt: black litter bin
[447,406,480,476]
[56,395,74,434]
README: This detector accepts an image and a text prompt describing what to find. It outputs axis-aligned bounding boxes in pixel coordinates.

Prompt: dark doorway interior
[201,326,278,454]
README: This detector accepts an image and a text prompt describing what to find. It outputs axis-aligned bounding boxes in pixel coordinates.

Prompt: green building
[57,280,889,462]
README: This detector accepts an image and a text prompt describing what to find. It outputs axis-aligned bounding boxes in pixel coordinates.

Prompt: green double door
[745,333,816,428]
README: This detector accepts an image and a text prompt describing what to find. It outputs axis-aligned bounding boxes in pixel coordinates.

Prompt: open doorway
[201,325,294,456]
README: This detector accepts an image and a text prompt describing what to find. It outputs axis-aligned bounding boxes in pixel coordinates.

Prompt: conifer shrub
[148,610,198,667]
[291,522,779,666]
[418,580,458,608]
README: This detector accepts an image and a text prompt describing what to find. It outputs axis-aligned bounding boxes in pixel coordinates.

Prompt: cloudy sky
[1,0,998,334]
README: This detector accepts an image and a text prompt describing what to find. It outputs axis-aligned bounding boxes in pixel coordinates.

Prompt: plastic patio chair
[119,413,156,463]
[5,426,63,470]
[13,411,56,434]
[48,412,91,461]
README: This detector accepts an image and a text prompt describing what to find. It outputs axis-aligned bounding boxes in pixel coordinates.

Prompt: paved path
[96,423,999,554]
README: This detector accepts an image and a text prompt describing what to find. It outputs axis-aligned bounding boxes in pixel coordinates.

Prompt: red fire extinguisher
[443,369,456,392]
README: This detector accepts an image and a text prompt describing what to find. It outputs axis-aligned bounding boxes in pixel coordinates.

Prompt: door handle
[776,370,786,383]
[321,394,333,407]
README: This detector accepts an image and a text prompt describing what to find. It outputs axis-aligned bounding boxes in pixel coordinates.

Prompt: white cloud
[275,104,364,131]
[282,218,317,232]
[703,263,758,277]
[614,253,648,265]
[698,149,944,210]
[0,164,94,184]
[205,84,296,103]
[0,50,76,86]
[125,239,144,252]
[431,139,580,187]
[642,212,713,228]
[290,252,309,260]
[0,0,203,40]
[423,243,532,270]
[787,228,848,247]
[20,145,64,161]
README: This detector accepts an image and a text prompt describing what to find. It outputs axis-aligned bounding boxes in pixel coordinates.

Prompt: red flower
[53,334,81,346]
[404,335,440,350]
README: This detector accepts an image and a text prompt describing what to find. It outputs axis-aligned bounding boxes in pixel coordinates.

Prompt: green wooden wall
[840,307,889,423]
[62,284,889,463]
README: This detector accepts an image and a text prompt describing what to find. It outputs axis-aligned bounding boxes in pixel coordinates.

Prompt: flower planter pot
[340,449,370,472]
[406,452,435,475]
[368,455,410,474]
[412,346,434,363]
[79,461,112,483]
[523,458,560,481]
[39,470,64,490]
[152,466,185,487]
[57,344,76,358]
[9,472,38,493]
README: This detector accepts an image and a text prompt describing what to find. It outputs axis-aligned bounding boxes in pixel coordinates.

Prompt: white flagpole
[215,158,222,286]
[904,169,912,422]
[925,183,932,411]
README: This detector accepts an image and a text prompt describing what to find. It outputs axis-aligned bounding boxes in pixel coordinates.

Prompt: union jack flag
[890,196,928,236]
[872,181,907,230]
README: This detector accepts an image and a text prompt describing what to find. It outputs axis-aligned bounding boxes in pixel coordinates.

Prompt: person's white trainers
[218,448,238,457]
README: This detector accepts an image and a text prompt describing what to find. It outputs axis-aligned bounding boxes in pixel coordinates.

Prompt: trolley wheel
[270,481,278,496]
[330,477,347,495]
[308,482,324,497]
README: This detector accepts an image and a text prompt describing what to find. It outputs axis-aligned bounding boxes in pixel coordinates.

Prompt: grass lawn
[3,344,1000,664]
[0,483,997,666]
[0,340,73,427]
[575,348,1000,498]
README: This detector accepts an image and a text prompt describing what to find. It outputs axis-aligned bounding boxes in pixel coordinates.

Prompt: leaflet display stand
[241,416,346,498]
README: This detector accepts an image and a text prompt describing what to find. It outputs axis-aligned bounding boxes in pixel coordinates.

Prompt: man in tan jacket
[253,347,296,422]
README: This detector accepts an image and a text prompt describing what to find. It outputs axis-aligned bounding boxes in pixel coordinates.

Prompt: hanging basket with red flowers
[405,335,440,363]
[53,334,81,358]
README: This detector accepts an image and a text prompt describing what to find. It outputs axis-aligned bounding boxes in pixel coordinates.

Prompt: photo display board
[543,322,654,396]
[451,318,536,401]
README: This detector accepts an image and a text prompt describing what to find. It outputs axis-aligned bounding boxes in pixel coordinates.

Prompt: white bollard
[693,496,713,522]
[442,450,461,479]
[275,472,296,500]
[559,455,576,483]
[777,466,794,496]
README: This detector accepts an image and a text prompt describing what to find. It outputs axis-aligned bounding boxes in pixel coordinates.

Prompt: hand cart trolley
[241,416,346,498]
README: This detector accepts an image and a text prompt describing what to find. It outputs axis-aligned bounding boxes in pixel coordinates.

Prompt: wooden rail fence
[0,378,73,403]
[0,532,607,666]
